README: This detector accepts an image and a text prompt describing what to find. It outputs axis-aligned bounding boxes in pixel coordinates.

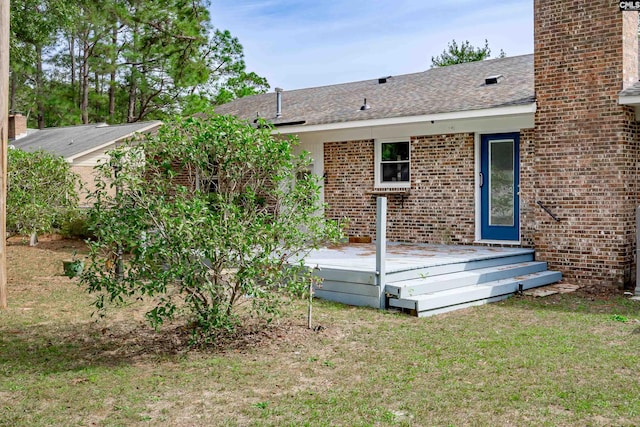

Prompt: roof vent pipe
[485,74,504,85]
[275,87,283,118]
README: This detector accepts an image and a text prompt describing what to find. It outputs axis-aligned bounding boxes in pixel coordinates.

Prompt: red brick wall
[324,139,377,239]
[533,0,639,288]
[324,134,476,244]
[8,114,27,139]
[519,128,536,249]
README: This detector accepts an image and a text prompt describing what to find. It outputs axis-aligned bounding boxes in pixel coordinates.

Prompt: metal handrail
[537,201,561,222]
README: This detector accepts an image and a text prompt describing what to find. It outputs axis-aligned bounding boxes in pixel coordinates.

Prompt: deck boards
[303,243,534,274]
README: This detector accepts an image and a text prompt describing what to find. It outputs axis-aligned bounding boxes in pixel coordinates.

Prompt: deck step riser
[384,253,534,283]
[388,271,562,314]
[385,262,548,298]
[415,295,511,317]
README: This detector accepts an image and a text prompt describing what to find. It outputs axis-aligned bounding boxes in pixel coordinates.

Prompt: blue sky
[209,1,533,90]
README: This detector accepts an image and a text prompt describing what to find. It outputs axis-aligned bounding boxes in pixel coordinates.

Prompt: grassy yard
[1,238,640,426]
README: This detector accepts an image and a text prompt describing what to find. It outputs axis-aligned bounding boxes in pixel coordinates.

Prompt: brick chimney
[8,114,27,140]
[533,0,639,288]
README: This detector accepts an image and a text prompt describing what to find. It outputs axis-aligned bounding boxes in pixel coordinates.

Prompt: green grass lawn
[1,240,640,426]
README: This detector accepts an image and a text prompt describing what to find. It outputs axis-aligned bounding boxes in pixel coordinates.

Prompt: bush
[7,149,81,244]
[82,113,343,342]
[59,211,95,240]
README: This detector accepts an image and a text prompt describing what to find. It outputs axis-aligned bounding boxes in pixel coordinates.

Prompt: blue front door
[480,133,520,241]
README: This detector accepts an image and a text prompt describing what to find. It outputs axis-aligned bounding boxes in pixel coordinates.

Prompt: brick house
[9,116,161,206]
[215,1,640,291]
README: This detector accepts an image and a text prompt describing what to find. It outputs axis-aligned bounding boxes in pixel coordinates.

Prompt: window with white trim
[375,139,410,188]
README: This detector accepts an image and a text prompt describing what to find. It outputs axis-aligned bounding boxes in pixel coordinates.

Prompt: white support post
[636,207,640,296]
[376,197,387,309]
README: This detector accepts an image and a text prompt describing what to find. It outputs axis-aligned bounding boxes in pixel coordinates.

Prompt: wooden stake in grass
[308,266,320,329]
[308,280,313,329]
[0,0,10,309]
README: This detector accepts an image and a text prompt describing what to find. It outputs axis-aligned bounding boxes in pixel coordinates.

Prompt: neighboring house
[9,115,161,206]
[216,1,640,291]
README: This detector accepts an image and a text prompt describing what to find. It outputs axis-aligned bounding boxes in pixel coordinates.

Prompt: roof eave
[273,103,537,135]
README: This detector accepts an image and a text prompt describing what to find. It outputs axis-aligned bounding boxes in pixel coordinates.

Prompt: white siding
[295,135,325,205]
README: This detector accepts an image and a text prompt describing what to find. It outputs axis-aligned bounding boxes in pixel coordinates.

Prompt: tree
[83,113,343,342]
[7,149,80,245]
[431,39,505,68]
[9,0,269,127]
[212,70,269,106]
[9,0,72,127]
[117,0,213,122]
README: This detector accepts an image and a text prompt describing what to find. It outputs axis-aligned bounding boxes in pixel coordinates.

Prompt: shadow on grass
[0,319,193,376]
[0,314,316,377]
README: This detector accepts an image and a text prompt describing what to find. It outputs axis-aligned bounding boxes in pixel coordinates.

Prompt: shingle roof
[215,54,535,127]
[11,121,161,159]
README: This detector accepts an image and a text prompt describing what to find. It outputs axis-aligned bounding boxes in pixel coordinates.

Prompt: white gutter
[66,121,162,162]
[274,103,536,135]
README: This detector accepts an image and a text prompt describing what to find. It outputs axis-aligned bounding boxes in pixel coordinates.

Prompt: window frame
[374,138,411,189]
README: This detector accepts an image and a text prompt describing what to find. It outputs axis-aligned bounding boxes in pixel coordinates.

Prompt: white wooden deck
[303,243,561,316]
[304,243,533,273]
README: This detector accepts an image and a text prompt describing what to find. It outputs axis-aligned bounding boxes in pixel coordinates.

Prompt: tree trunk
[35,45,44,129]
[81,39,90,124]
[127,68,137,123]
[69,36,76,107]
[9,70,16,113]
[95,71,101,120]
[126,23,139,123]
[108,25,117,123]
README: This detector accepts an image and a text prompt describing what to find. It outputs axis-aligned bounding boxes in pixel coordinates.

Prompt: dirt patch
[576,284,629,299]
[106,317,335,359]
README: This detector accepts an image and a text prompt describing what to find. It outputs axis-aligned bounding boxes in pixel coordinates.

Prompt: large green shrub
[59,210,95,240]
[83,113,343,342]
[7,149,81,245]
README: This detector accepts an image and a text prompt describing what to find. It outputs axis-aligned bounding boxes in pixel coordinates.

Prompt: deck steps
[385,261,549,299]
[387,270,562,317]
[306,244,562,315]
